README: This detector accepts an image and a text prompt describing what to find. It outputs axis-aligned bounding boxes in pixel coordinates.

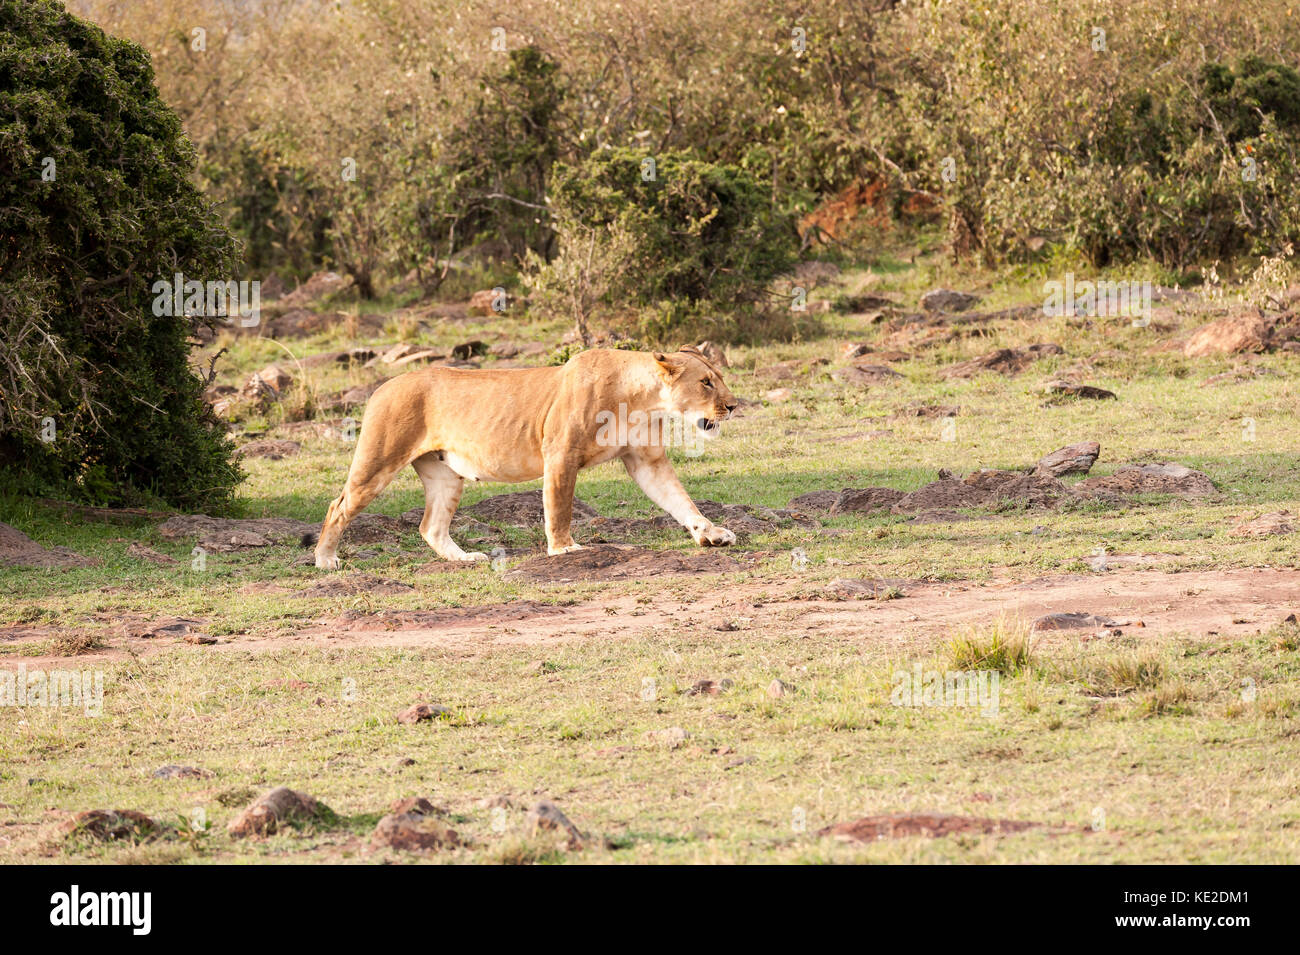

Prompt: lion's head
[654,346,739,439]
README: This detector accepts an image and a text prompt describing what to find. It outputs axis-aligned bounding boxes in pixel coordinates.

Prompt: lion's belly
[442,450,542,484]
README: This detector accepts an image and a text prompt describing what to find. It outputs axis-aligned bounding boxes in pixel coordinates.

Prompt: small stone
[525,800,587,849]
[388,796,441,815]
[396,702,452,724]
[389,757,416,771]
[764,387,793,403]
[767,679,793,699]
[920,288,981,313]
[371,812,460,851]
[686,679,732,696]
[227,787,326,838]
[1231,511,1294,538]
[58,809,163,842]
[254,364,293,394]
[1035,441,1101,477]
[1031,612,1120,632]
[695,341,729,368]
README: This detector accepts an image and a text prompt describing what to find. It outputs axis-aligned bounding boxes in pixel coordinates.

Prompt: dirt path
[280,566,1297,656]
[9,566,1292,667]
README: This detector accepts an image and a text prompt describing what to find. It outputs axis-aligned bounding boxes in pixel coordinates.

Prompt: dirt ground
[6,560,1296,666]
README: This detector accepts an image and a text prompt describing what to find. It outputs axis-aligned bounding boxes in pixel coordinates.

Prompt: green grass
[1,254,1298,863]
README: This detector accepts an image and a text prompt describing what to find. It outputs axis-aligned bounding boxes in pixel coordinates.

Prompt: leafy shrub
[0,0,241,509]
[527,148,797,338]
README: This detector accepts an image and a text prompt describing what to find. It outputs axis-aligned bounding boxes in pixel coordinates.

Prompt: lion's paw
[694,525,736,547]
[547,542,585,556]
[315,553,341,571]
[462,551,489,562]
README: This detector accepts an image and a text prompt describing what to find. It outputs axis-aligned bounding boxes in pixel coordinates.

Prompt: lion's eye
[702,378,713,388]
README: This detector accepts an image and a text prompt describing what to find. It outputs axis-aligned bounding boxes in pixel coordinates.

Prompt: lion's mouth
[696,417,717,433]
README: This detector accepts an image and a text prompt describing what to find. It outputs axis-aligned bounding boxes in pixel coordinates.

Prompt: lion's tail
[300,531,319,549]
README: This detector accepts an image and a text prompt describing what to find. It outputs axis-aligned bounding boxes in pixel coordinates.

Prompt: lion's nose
[724,401,738,415]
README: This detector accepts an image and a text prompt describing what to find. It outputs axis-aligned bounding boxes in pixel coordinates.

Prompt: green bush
[0,0,242,510]
[527,148,798,338]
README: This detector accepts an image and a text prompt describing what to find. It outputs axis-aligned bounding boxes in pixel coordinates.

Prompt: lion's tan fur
[313,347,739,568]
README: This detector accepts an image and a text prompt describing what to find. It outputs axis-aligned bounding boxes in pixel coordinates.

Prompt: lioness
[309,346,739,569]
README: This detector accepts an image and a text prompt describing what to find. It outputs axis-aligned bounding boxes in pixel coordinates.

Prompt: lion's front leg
[622,449,735,547]
[542,453,584,555]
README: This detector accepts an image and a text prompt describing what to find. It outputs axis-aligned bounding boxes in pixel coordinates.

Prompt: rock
[939,344,1063,379]
[767,679,794,699]
[835,292,900,313]
[788,490,842,512]
[389,349,443,368]
[644,727,691,748]
[1231,511,1294,538]
[893,469,1067,514]
[755,358,828,382]
[465,490,598,527]
[159,515,315,551]
[1074,463,1215,499]
[152,765,209,779]
[830,487,906,515]
[1184,309,1273,357]
[895,402,960,419]
[371,812,460,851]
[255,364,293,394]
[832,362,904,386]
[452,340,488,360]
[686,679,732,696]
[1030,612,1120,632]
[396,702,452,724]
[227,787,328,837]
[279,271,353,308]
[525,800,587,849]
[300,347,378,368]
[695,341,730,368]
[0,521,98,569]
[921,288,981,313]
[829,577,912,598]
[1043,381,1116,401]
[295,574,416,597]
[58,809,165,842]
[184,633,217,645]
[263,307,351,338]
[819,813,1038,842]
[468,289,511,315]
[236,439,301,460]
[489,342,520,358]
[124,617,207,639]
[388,796,441,816]
[1035,441,1101,477]
[325,378,390,408]
[259,273,288,301]
[764,387,794,403]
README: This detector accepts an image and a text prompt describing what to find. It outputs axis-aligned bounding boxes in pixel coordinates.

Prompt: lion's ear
[677,344,704,358]
[653,352,683,380]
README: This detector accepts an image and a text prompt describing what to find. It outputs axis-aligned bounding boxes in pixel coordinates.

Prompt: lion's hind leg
[412,452,487,562]
[314,428,409,570]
